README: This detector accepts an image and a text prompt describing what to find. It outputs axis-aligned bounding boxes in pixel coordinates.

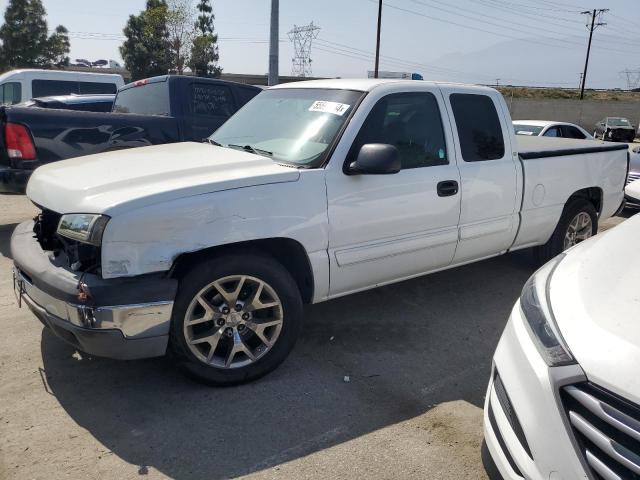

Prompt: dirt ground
[0,194,630,480]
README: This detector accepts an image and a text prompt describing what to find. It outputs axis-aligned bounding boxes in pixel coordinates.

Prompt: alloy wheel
[563,212,593,250]
[183,275,283,369]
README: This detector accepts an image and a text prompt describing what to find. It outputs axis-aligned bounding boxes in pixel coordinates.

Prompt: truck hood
[550,215,640,404]
[26,142,300,215]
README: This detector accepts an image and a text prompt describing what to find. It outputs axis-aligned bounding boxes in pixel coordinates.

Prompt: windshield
[209,88,365,167]
[513,124,544,136]
[608,117,631,127]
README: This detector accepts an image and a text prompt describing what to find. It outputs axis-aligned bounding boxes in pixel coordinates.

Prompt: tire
[534,198,597,265]
[169,253,303,386]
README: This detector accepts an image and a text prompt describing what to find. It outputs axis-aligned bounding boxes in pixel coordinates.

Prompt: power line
[366,0,634,56]
[467,0,640,49]
[313,38,575,86]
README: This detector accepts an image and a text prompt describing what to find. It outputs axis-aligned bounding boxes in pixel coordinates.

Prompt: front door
[326,88,461,297]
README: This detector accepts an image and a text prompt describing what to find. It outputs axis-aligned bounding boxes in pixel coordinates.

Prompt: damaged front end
[11,210,178,360]
[32,209,105,275]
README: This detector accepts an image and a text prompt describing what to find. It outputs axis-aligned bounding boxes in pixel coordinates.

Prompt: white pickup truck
[11,79,629,385]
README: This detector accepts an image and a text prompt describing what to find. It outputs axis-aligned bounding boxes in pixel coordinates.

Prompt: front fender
[100,170,328,280]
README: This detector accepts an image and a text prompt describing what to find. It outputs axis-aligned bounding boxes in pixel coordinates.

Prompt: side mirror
[349,144,401,175]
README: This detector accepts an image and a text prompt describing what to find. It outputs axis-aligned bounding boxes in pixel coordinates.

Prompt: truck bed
[512,135,628,252]
[516,136,629,159]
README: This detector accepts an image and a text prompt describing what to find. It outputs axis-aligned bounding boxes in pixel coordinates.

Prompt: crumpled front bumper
[11,221,179,360]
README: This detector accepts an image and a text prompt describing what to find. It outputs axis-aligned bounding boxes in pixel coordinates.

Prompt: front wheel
[169,253,303,386]
[534,198,597,264]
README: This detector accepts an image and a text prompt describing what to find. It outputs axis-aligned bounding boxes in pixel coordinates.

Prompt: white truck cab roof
[269,78,495,93]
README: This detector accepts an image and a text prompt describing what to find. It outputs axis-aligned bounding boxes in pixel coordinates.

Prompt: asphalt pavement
[0,194,629,480]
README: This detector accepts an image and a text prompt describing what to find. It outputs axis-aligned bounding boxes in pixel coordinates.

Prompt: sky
[0,0,638,89]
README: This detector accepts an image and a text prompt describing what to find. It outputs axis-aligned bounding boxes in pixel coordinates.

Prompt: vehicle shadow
[40,251,536,479]
[0,223,17,260]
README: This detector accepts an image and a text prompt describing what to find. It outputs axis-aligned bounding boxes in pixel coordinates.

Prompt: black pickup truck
[0,75,261,193]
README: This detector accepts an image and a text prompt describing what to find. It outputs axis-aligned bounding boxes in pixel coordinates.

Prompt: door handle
[437,180,459,197]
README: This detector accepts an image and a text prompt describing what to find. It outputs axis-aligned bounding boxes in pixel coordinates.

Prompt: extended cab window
[32,79,79,97]
[190,83,235,117]
[78,81,117,94]
[450,93,504,162]
[349,92,447,169]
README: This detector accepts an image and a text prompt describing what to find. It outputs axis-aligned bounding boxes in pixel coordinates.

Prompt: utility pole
[374,0,382,78]
[579,8,608,100]
[268,0,279,86]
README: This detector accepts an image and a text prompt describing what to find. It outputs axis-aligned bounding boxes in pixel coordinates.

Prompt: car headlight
[520,253,575,366]
[57,214,110,245]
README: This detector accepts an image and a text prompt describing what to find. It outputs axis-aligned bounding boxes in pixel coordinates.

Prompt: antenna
[288,22,320,77]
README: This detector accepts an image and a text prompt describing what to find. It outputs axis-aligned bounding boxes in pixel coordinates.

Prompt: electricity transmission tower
[288,22,320,77]
[620,69,640,90]
[579,8,608,100]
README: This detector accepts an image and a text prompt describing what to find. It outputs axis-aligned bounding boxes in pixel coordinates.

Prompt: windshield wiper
[205,138,223,146]
[227,143,273,157]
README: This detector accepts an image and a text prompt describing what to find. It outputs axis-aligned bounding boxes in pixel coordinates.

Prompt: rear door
[441,87,519,263]
[183,81,237,141]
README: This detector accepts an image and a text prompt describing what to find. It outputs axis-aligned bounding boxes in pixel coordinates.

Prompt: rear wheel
[169,253,303,386]
[534,198,597,264]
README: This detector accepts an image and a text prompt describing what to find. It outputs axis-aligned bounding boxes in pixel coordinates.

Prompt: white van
[0,69,125,105]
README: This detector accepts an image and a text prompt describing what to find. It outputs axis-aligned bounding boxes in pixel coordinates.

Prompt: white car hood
[550,215,640,404]
[26,142,300,215]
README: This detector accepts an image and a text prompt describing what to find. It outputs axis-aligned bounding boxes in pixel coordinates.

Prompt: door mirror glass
[349,144,400,175]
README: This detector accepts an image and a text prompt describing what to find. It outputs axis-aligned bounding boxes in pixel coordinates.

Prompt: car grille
[627,172,640,186]
[561,382,640,480]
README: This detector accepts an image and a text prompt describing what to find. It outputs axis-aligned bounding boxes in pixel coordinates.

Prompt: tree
[120,0,171,81]
[46,25,70,68]
[166,0,195,75]
[0,0,70,70]
[189,0,221,77]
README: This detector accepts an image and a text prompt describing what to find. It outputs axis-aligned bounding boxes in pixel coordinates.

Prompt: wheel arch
[169,237,315,304]
[566,186,603,216]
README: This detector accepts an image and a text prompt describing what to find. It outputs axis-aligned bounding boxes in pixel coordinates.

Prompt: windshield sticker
[308,101,351,116]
